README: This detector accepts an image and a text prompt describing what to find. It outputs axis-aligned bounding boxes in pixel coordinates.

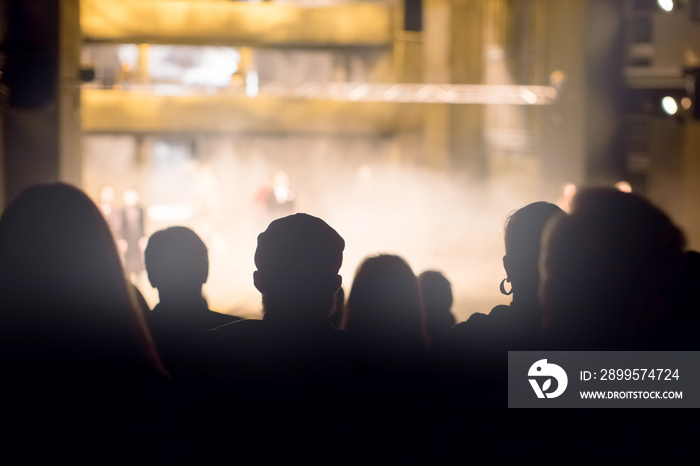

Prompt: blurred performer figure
[256,170,296,220]
[97,185,123,244]
[192,163,228,254]
[121,188,147,277]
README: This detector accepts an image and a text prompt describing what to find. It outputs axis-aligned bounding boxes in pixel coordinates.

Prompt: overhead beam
[81,89,421,134]
[80,0,393,47]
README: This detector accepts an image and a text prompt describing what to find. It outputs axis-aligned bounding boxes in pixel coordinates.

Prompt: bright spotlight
[615,181,632,193]
[658,0,674,12]
[661,96,679,115]
[246,70,259,98]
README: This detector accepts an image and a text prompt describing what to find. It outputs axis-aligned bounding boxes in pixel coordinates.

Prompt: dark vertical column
[394,0,423,167]
[59,0,82,190]
[1,0,60,204]
[0,0,6,210]
[421,0,450,170]
[539,0,588,201]
[583,0,626,184]
[449,0,485,179]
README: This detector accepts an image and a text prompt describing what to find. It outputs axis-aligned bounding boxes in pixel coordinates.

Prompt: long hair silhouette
[0,183,164,372]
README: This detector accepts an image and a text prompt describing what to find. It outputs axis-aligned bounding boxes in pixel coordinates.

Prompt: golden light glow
[80,0,393,47]
[615,181,632,193]
[81,88,421,134]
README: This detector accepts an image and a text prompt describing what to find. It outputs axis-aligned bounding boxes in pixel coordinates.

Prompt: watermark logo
[528,359,568,399]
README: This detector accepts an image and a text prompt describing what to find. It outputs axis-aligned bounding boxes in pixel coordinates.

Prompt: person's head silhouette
[344,254,426,349]
[418,270,456,343]
[0,182,161,367]
[253,213,344,324]
[501,202,565,305]
[540,188,685,349]
[145,226,208,302]
[0,183,167,452]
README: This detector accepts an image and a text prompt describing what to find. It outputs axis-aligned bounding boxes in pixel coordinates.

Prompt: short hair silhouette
[502,201,565,302]
[418,270,453,312]
[540,188,685,349]
[253,213,344,318]
[145,226,209,291]
[144,226,242,380]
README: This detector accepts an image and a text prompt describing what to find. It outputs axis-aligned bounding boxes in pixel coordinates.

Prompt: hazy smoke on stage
[84,133,558,321]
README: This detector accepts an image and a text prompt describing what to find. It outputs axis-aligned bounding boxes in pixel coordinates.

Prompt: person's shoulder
[426,314,486,350]
[488,304,511,318]
[205,310,244,329]
[204,319,265,355]
[208,318,262,337]
[431,310,504,351]
[449,312,490,335]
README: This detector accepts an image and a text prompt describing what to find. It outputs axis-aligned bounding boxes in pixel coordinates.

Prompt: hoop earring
[500,278,513,296]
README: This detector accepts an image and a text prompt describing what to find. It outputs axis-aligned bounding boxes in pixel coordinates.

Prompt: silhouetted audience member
[540,188,685,350]
[144,226,242,377]
[204,214,361,433]
[0,183,169,457]
[488,201,565,346]
[425,201,564,405]
[342,254,428,370]
[668,250,700,349]
[121,187,146,276]
[417,270,456,345]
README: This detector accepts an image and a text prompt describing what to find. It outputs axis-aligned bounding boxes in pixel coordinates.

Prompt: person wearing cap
[205,214,360,407]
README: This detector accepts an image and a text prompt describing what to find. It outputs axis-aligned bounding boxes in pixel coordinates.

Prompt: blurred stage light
[681,96,692,110]
[117,44,139,69]
[662,96,679,115]
[85,80,559,105]
[615,181,632,193]
[228,82,556,105]
[549,70,566,91]
[518,88,538,105]
[658,0,674,12]
[246,71,259,98]
[182,48,240,87]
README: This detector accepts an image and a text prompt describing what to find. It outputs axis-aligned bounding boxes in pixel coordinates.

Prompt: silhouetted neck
[262,306,334,333]
[155,293,208,313]
[511,290,540,310]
